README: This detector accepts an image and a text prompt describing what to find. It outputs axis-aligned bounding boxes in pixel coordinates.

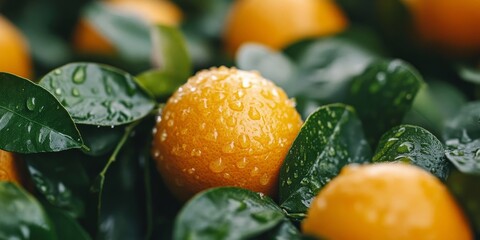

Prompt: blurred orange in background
[223,0,348,55]
[404,0,480,54]
[0,15,33,79]
[73,0,182,56]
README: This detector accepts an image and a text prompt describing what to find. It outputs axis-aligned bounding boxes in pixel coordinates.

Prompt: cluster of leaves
[1,0,480,239]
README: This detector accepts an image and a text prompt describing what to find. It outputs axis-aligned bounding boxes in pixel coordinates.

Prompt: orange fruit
[403,0,480,54]
[0,15,32,79]
[73,0,182,55]
[303,163,473,240]
[152,66,303,201]
[0,150,28,186]
[223,0,348,55]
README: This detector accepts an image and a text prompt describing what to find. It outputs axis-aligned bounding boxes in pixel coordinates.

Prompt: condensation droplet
[241,78,252,88]
[248,107,261,120]
[209,158,226,173]
[55,88,62,95]
[167,119,174,127]
[191,149,202,157]
[236,157,248,168]
[259,174,270,186]
[238,134,251,148]
[72,66,86,84]
[71,88,80,97]
[229,101,244,111]
[223,173,232,179]
[26,97,36,111]
[250,166,259,177]
[226,116,236,127]
[187,168,196,175]
[160,130,167,142]
[222,141,235,153]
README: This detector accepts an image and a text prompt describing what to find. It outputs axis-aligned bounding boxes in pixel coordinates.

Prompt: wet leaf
[44,204,92,240]
[0,73,83,153]
[443,102,480,175]
[39,63,155,126]
[349,59,423,145]
[279,103,371,218]
[0,182,56,240]
[81,1,151,62]
[78,125,124,157]
[174,187,287,240]
[25,151,91,218]
[373,125,450,180]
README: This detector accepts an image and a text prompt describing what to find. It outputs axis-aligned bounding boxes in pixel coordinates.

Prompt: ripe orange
[73,0,182,55]
[302,163,473,240]
[152,67,303,201]
[0,150,28,186]
[403,0,480,53]
[223,0,348,55]
[0,15,32,79]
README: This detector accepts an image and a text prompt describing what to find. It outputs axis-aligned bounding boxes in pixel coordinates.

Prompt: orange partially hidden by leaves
[73,0,182,55]
[303,163,473,240]
[0,150,29,187]
[223,0,348,55]
[403,0,480,54]
[0,15,32,79]
[152,67,303,201]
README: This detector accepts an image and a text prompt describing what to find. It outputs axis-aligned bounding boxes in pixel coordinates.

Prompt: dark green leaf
[279,103,371,218]
[258,220,301,240]
[447,169,480,235]
[349,59,423,145]
[443,102,480,175]
[136,71,182,100]
[457,63,480,84]
[0,73,83,153]
[174,187,286,240]
[151,25,191,81]
[284,37,380,102]
[97,137,144,240]
[0,182,56,240]
[44,204,92,240]
[403,81,467,137]
[25,151,91,218]
[373,125,450,180]
[82,1,151,62]
[39,63,155,126]
[236,43,297,87]
[78,125,124,156]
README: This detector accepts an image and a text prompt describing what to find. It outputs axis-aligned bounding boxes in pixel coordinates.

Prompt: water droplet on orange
[248,107,261,120]
[229,100,244,111]
[222,141,235,153]
[209,158,226,173]
[191,149,202,157]
[238,134,251,148]
[250,166,260,176]
[260,174,270,186]
[236,157,248,168]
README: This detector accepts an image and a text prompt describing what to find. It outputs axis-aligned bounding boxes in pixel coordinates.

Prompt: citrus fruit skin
[0,15,32,79]
[302,163,473,240]
[403,0,480,53]
[73,0,182,55]
[0,150,28,186]
[223,0,348,54]
[152,67,303,201]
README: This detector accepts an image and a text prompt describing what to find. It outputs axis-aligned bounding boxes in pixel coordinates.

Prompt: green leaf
[236,43,297,87]
[136,71,182,100]
[284,37,380,102]
[373,125,450,180]
[44,204,92,240]
[82,1,151,62]
[349,59,424,145]
[173,187,287,240]
[279,104,371,218]
[447,169,480,235]
[97,137,144,240]
[443,102,480,175]
[25,151,91,218]
[78,125,124,156]
[403,81,467,137]
[39,63,155,126]
[257,220,301,240]
[456,62,480,84]
[0,182,56,240]
[0,73,83,153]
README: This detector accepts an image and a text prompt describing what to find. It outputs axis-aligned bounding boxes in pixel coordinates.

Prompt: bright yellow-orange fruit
[73,0,182,55]
[403,0,480,53]
[0,150,28,186]
[152,67,303,201]
[303,163,473,240]
[0,15,32,79]
[223,0,348,54]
